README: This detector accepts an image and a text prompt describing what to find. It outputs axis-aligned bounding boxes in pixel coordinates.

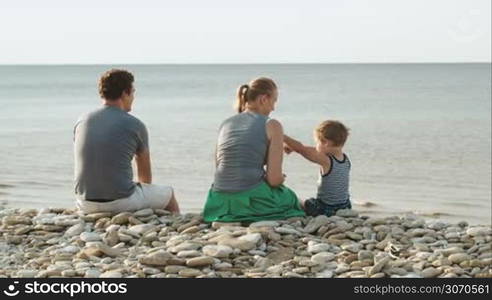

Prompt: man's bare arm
[135,149,152,184]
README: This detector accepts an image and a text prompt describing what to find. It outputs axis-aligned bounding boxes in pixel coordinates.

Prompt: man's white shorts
[76,183,173,214]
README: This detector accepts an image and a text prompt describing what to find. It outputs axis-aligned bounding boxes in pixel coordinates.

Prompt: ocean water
[0,64,490,224]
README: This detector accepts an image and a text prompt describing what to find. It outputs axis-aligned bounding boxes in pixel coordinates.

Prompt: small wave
[12,181,65,188]
[0,184,14,189]
[353,201,377,208]
[443,201,478,208]
[15,181,44,185]
[413,211,452,218]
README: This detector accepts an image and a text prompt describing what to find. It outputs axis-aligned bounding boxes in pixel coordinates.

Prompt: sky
[0,0,490,64]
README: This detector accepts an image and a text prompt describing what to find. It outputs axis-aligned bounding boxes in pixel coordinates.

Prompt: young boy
[284,120,351,217]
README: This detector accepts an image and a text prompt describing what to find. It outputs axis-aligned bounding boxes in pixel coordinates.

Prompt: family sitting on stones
[73,69,352,221]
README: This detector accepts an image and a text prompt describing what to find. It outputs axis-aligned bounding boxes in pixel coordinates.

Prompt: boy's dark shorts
[303,198,352,217]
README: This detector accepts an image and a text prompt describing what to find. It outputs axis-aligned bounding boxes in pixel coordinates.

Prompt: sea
[0,63,490,224]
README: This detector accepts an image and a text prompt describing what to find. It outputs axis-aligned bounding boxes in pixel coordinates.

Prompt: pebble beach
[0,207,491,278]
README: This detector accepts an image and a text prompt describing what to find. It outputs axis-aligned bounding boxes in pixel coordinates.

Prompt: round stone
[358,250,374,261]
[186,256,214,267]
[336,209,359,218]
[134,208,154,217]
[307,242,331,254]
[311,252,336,264]
[448,253,470,264]
[80,232,102,242]
[421,267,442,278]
[100,271,123,278]
[467,227,491,237]
[65,223,85,237]
[177,250,202,258]
[202,245,233,258]
[179,268,202,278]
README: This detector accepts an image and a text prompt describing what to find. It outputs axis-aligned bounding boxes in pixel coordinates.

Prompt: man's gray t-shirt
[74,106,149,201]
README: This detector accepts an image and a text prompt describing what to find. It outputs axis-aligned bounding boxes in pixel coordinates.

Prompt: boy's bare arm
[284,135,330,167]
[283,134,305,153]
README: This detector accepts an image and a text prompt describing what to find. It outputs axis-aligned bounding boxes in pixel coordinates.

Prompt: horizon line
[0,61,491,66]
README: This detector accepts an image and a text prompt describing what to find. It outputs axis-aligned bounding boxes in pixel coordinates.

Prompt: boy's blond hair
[314,120,350,147]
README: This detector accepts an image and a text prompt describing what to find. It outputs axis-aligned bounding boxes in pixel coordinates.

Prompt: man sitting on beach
[73,69,180,214]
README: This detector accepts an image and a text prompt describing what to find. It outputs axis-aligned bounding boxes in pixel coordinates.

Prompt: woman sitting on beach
[203,77,305,223]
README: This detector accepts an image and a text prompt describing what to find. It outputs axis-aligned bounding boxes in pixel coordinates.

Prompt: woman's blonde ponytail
[235,84,249,113]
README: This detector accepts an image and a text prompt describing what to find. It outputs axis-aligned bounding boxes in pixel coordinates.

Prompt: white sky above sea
[0,0,490,64]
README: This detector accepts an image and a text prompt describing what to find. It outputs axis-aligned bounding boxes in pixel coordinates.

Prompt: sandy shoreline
[0,207,491,278]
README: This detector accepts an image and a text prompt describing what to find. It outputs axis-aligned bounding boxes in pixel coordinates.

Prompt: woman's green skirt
[203,181,306,223]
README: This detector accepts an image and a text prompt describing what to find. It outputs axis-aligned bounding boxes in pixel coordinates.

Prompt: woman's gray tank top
[213,111,269,193]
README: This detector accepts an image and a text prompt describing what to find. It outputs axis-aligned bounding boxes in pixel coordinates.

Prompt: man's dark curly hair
[98,69,134,100]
